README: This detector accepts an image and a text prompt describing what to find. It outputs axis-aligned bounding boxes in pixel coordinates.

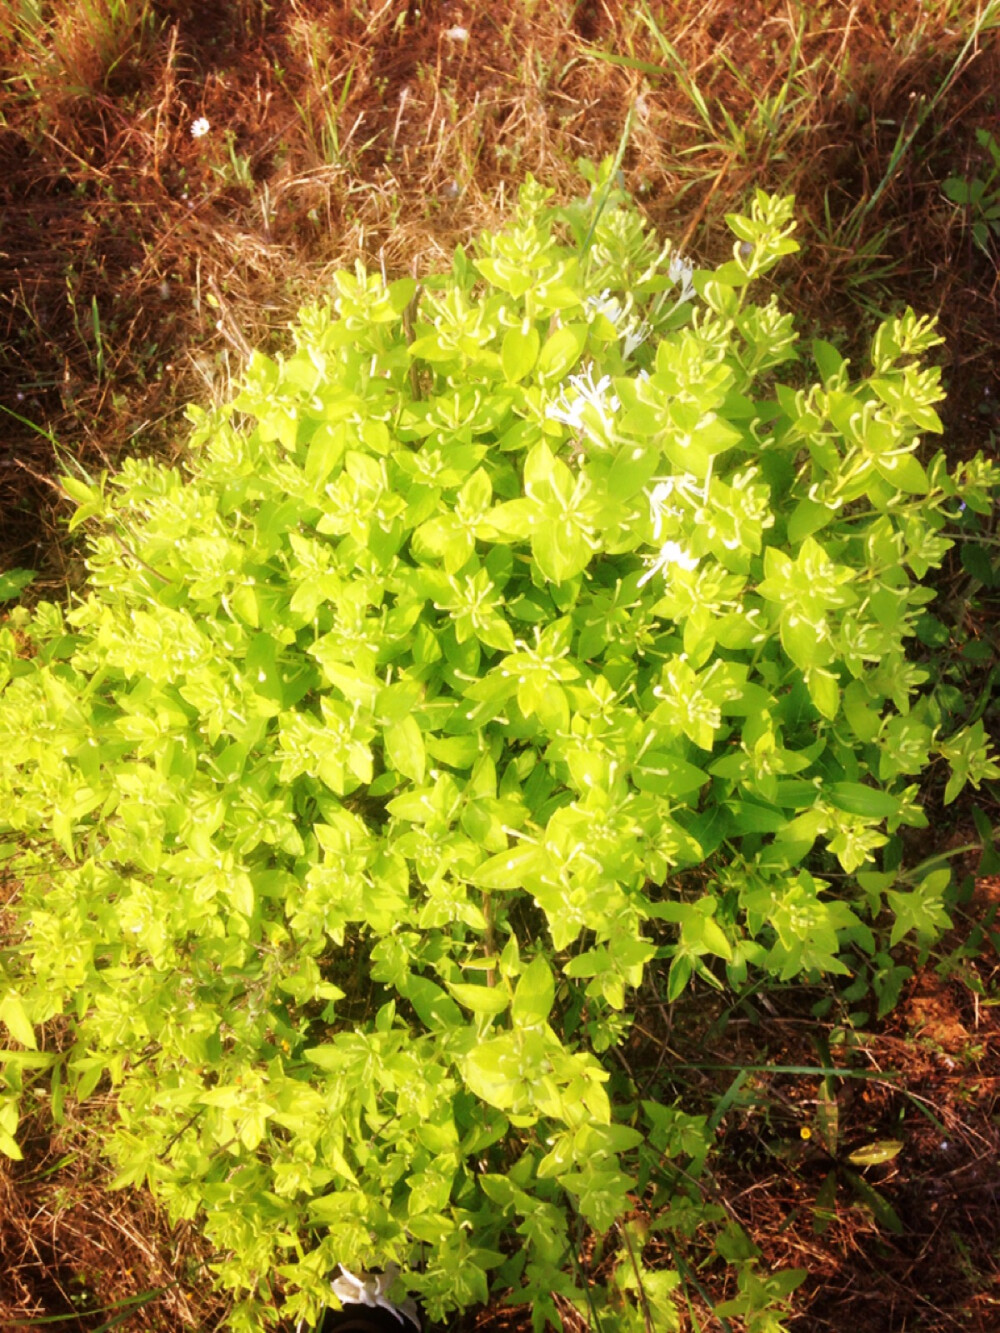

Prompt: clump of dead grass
[0,1105,228,1330]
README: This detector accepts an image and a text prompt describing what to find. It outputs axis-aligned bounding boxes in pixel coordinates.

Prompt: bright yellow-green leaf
[447,982,510,1017]
[501,324,540,383]
[383,714,426,784]
[0,1127,23,1161]
[847,1139,903,1168]
[0,994,36,1050]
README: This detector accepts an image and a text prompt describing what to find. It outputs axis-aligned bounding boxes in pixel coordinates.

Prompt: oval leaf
[847,1139,904,1168]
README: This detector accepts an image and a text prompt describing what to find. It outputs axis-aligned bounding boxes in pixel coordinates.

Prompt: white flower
[621,319,652,358]
[585,290,650,359]
[445,25,469,41]
[648,480,680,539]
[545,390,586,432]
[545,364,621,441]
[330,1263,420,1329]
[668,251,696,303]
[637,539,699,587]
[586,288,623,321]
[190,117,210,139]
[647,474,703,537]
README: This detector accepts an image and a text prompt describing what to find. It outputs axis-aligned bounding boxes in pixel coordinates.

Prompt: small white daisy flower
[445,25,469,41]
[190,117,210,139]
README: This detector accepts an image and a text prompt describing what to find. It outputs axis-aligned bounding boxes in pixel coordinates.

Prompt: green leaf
[815,1078,839,1156]
[874,452,929,495]
[846,1170,904,1234]
[843,681,881,743]
[812,1170,838,1235]
[383,714,426,784]
[463,1035,519,1111]
[606,442,661,502]
[511,956,555,1027]
[887,871,952,946]
[633,754,710,799]
[0,568,35,603]
[400,977,464,1031]
[536,324,588,382]
[485,497,538,541]
[805,668,840,721]
[72,1059,104,1102]
[847,1139,903,1167]
[812,338,845,383]
[532,520,593,584]
[302,1045,343,1071]
[0,994,36,1049]
[0,1126,22,1161]
[828,782,899,819]
[559,1165,634,1233]
[726,801,786,834]
[501,324,540,383]
[388,276,418,313]
[304,422,346,484]
[960,541,997,586]
[448,982,510,1017]
[973,806,1000,875]
[60,475,100,507]
[698,915,733,961]
[666,953,692,1002]
[788,498,835,544]
[228,871,255,918]
[711,260,752,288]
[472,845,544,890]
[0,1050,57,1069]
[780,614,828,670]
[939,721,1000,804]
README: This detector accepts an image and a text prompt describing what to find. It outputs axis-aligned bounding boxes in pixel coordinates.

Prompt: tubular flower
[637,539,699,587]
[586,289,651,359]
[668,251,696,302]
[330,1263,420,1328]
[647,474,704,538]
[545,364,621,444]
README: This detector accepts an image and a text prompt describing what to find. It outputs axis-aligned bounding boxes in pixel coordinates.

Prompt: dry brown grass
[0,1114,224,1329]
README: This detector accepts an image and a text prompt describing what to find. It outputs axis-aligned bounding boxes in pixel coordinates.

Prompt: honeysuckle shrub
[1,164,998,1331]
